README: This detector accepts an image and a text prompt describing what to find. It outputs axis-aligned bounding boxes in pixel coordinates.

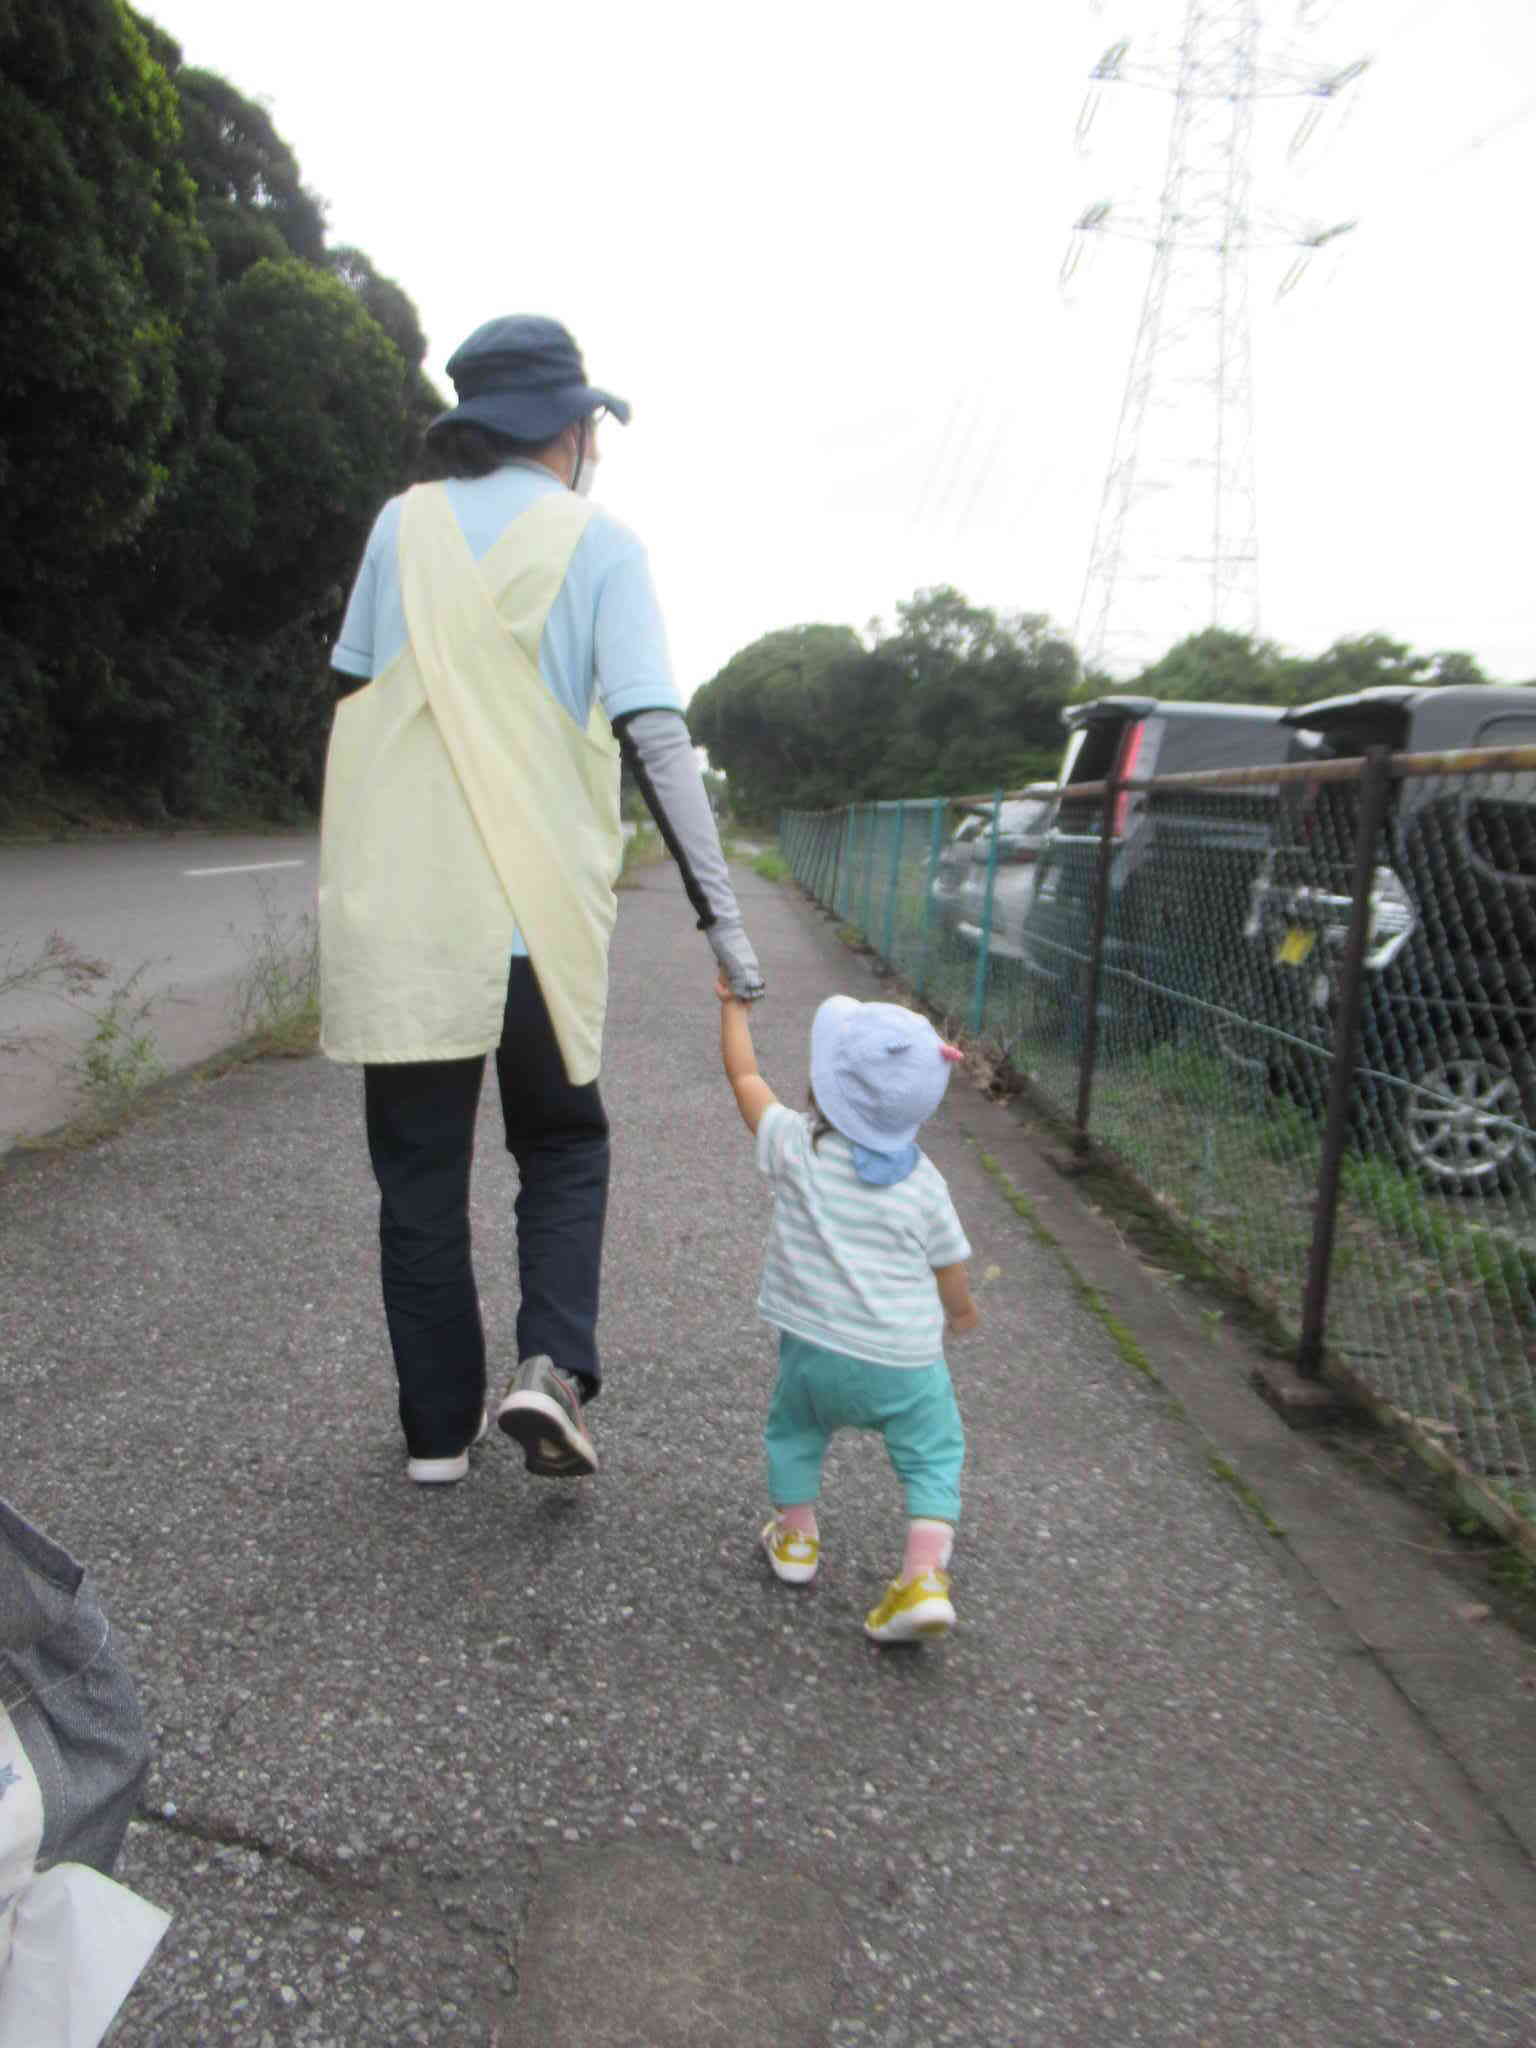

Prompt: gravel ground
[3,862,1535,2045]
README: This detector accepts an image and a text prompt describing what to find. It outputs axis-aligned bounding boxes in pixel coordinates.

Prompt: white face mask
[571,423,599,497]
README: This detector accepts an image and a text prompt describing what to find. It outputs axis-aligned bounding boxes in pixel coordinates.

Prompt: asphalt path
[3,862,1536,2044]
[0,833,317,1146]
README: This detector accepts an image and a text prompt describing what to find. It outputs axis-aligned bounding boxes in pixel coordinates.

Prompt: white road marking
[182,860,307,878]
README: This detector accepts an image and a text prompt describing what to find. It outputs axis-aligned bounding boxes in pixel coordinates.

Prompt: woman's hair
[806,1088,834,1150]
[421,420,559,481]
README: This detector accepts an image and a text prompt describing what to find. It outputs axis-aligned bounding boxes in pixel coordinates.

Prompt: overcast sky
[154,0,1536,694]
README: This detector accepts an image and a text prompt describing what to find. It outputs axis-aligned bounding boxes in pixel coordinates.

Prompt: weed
[1,931,108,1056]
[1206,1454,1285,1537]
[232,901,320,1054]
[752,851,789,883]
[71,966,162,1122]
[979,1151,1159,1382]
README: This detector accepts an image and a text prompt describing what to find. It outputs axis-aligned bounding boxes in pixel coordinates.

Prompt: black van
[1016,697,1315,1042]
[1235,684,1536,1194]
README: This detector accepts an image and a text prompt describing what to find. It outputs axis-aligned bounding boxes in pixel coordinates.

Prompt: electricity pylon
[1070,5,1364,674]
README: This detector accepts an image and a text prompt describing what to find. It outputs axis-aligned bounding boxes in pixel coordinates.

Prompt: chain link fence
[782,745,1536,1545]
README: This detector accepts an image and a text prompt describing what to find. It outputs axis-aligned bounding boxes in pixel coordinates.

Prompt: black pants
[363,960,609,1458]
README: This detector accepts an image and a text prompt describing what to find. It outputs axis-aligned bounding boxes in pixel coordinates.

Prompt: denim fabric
[764,1333,965,1523]
[0,1499,150,1876]
[365,958,610,1456]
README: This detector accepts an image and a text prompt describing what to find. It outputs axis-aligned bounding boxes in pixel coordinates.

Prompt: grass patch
[752,851,789,883]
[1339,1151,1536,1316]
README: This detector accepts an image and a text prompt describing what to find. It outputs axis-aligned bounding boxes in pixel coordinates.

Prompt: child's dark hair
[807,1087,834,1150]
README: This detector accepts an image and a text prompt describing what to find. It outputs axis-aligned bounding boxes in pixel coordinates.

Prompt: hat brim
[809,995,895,1155]
[429,383,631,443]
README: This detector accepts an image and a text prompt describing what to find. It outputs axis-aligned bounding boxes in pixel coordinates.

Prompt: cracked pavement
[3,861,1536,2044]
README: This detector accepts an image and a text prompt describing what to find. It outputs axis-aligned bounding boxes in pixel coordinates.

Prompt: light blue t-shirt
[755,1104,972,1369]
[330,461,682,729]
[330,462,682,957]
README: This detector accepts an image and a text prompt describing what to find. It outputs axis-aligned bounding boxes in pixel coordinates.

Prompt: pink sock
[902,1519,954,1581]
[777,1504,818,1538]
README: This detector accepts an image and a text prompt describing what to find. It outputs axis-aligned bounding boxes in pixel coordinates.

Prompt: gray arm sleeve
[614,709,765,1000]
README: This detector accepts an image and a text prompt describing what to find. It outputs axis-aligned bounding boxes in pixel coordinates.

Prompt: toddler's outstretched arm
[935,1261,979,1335]
[717,976,778,1135]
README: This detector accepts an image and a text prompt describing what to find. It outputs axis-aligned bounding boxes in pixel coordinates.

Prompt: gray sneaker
[497,1356,598,1478]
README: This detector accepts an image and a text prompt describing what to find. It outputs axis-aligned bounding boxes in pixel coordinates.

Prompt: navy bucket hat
[432,315,631,443]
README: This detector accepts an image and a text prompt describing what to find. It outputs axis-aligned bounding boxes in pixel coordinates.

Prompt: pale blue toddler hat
[810,996,961,1184]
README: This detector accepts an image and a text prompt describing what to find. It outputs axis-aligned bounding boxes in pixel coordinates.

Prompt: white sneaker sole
[497,1389,598,1475]
[760,1521,819,1584]
[407,1452,470,1485]
[865,1598,956,1644]
[406,1410,489,1485]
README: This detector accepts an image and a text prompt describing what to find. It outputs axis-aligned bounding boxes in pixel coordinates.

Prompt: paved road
[3,863,1535,2044]
[0,832,316,1145]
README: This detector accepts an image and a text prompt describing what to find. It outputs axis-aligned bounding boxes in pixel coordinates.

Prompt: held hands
[708,920,765,1003]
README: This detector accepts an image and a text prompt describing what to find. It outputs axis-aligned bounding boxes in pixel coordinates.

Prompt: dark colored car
[929,787,1056,958]
[1234,684,1536,1195]
[1016,697,1317,1041]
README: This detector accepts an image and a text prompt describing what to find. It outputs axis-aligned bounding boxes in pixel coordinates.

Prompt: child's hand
[947,1302,980,1335]
[715,974,741,1004]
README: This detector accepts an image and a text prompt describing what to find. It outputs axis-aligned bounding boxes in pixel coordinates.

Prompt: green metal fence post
[1073,776,1121,1154]
[968,793,1002,1035]
[881,803,906,966]
[914,799,945,998]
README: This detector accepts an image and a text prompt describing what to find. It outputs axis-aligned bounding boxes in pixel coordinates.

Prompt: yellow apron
[319,482,622,1084]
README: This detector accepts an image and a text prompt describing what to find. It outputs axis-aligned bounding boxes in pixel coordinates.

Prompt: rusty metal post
[1073,777,1121,1154]
[1297,745,1395,1377]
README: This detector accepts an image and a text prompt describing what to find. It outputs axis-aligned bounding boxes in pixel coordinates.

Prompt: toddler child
[717,980,979,1644]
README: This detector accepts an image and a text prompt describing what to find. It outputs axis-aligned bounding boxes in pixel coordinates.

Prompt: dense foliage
[694,610,1512,819]
[0,2,440,820]
[1131,626,1496,708]
[689,589,1078,819]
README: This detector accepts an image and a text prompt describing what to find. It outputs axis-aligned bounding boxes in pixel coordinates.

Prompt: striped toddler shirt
[755,1103,972,1368]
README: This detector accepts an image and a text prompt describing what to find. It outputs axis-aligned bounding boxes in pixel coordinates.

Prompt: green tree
[689,625,865,818]
[0,0,211,772]
[205,256,412,632]
[873,587,1076,795]
[1131,627,1299,706]
[693,589,1077,813]
[170,65,327,276]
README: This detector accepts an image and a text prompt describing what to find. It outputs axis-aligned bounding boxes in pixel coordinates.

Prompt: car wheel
[1393,1038,1536,1196]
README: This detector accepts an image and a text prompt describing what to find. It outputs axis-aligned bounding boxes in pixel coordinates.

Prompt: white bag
[0,1503,169,2045]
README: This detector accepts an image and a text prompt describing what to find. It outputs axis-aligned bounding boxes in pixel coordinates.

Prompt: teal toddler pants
[764,1332,965,1523]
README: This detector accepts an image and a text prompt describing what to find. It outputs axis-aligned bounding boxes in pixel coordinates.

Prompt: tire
[1392,1036,1536,1196]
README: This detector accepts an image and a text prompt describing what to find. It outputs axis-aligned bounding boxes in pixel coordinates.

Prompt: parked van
[929,786,1056,958]
[1235,684,1536,1194]
[1016,697,1315,1041]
